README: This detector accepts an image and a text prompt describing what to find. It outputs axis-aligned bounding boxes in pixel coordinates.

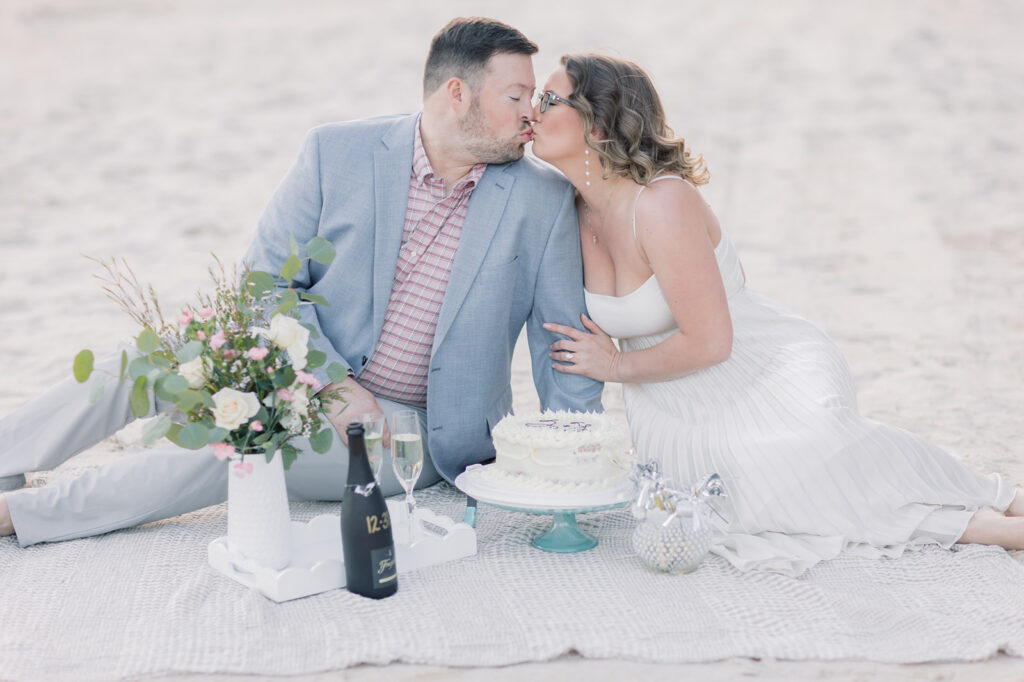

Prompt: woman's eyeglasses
[535,91,575,114]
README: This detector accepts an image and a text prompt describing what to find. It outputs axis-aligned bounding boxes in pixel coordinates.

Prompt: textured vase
[631,505,713,574]
[227,450,291,570]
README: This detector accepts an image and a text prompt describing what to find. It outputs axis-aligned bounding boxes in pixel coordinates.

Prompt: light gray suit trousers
[0,343,439,547]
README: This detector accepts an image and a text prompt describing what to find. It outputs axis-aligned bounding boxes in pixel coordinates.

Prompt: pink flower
[295,370,321,388]
[212,442,235,461]
[196,330,207,341]
[233,460,253,478]
[246,347,269,361]
[198,307,215,322]
[250,420,264,432]
[177,310,194,326]
[276,388,294,401]
[222,349,239,360]
[209,330,227,350]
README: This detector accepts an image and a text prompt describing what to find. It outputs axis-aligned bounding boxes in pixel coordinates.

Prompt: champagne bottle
[341,423,398,599]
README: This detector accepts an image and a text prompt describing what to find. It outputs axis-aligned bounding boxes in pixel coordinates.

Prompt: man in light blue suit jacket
[245,111,602,482]
[0,18,601,545]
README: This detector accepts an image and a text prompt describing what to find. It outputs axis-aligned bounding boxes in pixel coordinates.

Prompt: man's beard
[459,98,526,164]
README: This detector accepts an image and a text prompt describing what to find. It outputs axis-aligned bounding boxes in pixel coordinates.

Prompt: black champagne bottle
[341,423,398,598]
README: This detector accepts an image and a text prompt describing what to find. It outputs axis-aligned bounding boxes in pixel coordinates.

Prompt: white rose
[211,387,260,431]
[177,356,208,389]
[267,314,310,370]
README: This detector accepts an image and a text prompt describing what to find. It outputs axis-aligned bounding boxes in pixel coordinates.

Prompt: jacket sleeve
[525,183,605,412]
[242,128,350,386]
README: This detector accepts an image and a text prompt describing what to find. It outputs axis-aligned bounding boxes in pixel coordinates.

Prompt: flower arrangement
[73,236,347,472]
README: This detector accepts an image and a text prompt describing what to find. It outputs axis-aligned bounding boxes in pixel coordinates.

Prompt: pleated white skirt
[621,288,1014,577]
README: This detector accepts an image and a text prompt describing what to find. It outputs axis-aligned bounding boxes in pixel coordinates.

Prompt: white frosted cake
[486,410,631,491]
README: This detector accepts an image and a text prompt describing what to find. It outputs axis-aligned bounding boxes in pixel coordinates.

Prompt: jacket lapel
[372,116,417,338]
[432,164,515,353]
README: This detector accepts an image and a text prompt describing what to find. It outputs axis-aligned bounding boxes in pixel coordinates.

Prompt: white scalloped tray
[208,500,477,602]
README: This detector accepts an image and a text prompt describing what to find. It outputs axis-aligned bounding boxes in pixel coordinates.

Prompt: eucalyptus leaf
[281,254,301,282]
[137,328,161,353]
[142,415,173,444]
[327,362,348,384]
[306,350,326,369]
[119,350,128,383]
[279,366,296,388]
[281,445,299,471]
[206,426,229,444]
[300,292,330,307]
[130,376,150,418]
[300,322,321,339]
[128,356,155,380]
[175,340,204,364]
[73,350,94,383]
[155,374,189,401]
[309,428,333,454]
[306,236,336,265]
[245,270,275,299]
[176,423,209,450]
[275,289,299,315]
[174,389,204,412]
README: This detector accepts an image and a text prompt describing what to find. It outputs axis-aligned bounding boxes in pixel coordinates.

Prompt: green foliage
[306,350,326,368]
[281,254,301,282]
[245,271,274,299]
[137,328,161,353]
[306,237,336,265]
[300,292,330,307]
[327,362,348,384]
[309,428,333,454]
[176,340,203,363]
[275,288,299,315]
[154,374,188,402]
[73,350,94,383]
[130,376,150,418]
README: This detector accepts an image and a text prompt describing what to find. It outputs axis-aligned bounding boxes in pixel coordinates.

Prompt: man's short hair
[423,18,538,95]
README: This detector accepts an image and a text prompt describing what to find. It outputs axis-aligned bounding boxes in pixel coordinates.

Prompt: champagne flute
[359,413,385,484]
[390,410,424,538]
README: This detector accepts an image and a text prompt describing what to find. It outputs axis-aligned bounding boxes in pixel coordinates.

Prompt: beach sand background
[1,0,1023,679]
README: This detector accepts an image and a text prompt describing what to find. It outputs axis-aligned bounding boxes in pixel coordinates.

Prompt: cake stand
[454,464,634,553]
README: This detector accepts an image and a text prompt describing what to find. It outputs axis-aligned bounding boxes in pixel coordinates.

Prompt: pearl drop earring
[584,149,591,186]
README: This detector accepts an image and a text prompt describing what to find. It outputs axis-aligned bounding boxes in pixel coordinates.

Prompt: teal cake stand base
[532,511,597,553]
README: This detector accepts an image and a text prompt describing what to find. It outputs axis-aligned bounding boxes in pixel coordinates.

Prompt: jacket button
[361,356,367,366]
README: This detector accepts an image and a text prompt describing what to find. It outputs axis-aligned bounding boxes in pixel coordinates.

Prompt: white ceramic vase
[227,450,291,570]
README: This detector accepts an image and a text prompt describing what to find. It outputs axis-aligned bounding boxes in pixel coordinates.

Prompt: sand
[1,0,1023,679]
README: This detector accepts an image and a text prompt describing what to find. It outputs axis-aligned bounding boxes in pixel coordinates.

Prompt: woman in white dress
[531,53,1023,576]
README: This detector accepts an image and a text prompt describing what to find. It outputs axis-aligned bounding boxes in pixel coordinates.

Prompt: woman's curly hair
[562,53,709,186]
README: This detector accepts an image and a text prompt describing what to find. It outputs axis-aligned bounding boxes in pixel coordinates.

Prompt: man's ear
[445,77,472,115]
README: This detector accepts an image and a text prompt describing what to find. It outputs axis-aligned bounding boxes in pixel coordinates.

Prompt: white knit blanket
[2,482,1023,681]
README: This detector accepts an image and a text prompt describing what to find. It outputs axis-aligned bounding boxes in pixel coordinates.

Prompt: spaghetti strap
[631,175,691,241]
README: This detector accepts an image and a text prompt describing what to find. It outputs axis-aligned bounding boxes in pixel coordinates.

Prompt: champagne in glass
[359,413,385,484]
[390,410,424,539]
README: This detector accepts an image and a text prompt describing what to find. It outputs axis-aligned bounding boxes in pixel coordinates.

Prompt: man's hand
[323,377,391,447]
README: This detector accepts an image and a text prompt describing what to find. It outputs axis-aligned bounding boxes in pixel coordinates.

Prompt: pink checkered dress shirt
[357,122,486,407]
